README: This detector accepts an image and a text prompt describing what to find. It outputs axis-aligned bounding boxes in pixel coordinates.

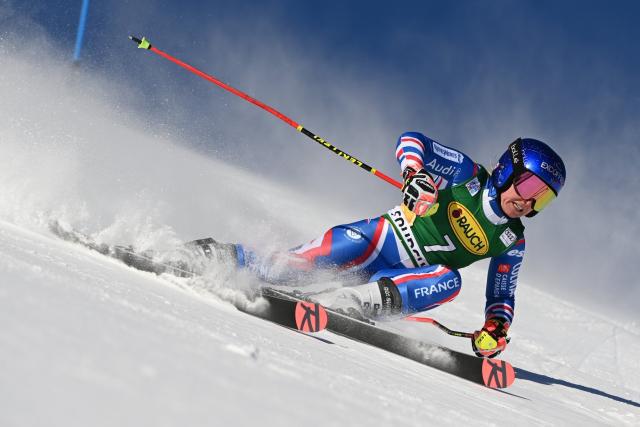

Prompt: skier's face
[500,184,534,218]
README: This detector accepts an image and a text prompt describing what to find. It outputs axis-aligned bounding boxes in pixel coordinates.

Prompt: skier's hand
[472,318,510,358]
[402,167,438,216]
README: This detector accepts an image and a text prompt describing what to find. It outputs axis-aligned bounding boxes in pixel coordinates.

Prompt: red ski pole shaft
[129,36,402,189]
[405,316,474,339]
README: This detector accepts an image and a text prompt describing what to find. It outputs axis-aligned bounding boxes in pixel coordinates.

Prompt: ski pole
[405,316,474,339]
[73,0,90,62]
[128,36,402,189]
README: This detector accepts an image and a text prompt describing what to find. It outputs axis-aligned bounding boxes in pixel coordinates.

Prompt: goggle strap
[509,138,526,176]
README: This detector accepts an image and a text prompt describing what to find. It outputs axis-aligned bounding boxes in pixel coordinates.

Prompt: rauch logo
[447,202,489,256]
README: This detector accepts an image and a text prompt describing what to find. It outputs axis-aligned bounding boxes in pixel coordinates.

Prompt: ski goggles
[513,171,556,212]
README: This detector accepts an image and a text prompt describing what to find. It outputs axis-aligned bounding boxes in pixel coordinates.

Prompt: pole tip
[129,35,151,50]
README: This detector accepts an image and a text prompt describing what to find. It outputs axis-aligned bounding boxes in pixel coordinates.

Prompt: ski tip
[294,301,328,333]
[481,358,516,389]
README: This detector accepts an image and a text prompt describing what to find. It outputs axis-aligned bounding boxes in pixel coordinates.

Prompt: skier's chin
[500,200,529,219]
[503,207,526,219]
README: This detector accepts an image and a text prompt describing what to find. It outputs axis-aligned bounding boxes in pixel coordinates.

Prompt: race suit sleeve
[484,238,526,326]
[395,131,478,188]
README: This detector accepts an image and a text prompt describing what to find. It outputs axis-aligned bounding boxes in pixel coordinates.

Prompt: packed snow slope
[1,209,639,427]
[1,32,639,427]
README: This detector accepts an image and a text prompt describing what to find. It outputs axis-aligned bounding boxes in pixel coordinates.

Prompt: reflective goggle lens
[514,172,556,212]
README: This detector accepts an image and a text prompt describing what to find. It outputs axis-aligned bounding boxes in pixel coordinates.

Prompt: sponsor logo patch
[510,143,521,164]
[377,278,401,314]
[447,202,489,255]
[497,264,511,273]
[432,141,464,164]
[509,262,522,294]
[414,277,461,298]
[499,228,517,247]
[541,161,564,186]
[465,177,481,196]
[387,207,428,266]
[345,228,363,241]
[507,249,524,257]
[426,158,458,176]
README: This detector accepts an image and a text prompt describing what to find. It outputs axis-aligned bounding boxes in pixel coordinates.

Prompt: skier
[129,133,566,358]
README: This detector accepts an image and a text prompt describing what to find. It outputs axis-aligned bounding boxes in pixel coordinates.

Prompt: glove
[402,167,438,216]
[472,318,510,358]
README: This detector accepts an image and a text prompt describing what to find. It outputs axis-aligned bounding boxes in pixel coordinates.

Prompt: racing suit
[237,132,525,326]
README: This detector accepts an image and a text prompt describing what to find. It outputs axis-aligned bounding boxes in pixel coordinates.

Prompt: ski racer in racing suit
[195,133,566,358]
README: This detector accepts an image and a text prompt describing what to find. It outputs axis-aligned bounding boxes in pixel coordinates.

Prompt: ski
[50,222,514,388]
[48,222,328,333]
[248,288,328,333]
[267,287,516,389]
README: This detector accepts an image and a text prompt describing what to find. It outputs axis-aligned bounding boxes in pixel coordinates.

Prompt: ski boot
[112,237,239,277]
[312,277,403,320]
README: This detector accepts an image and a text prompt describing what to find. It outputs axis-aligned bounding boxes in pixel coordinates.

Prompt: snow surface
[1,29,639,427]
[0,212,639,427]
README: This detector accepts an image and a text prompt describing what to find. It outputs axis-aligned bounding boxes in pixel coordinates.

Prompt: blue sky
[14,1,640,111]
[12,1,639,147]
[4,1,640,315]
